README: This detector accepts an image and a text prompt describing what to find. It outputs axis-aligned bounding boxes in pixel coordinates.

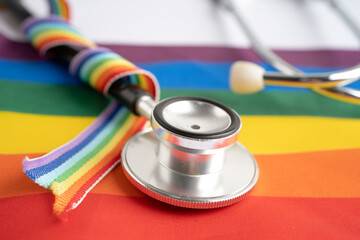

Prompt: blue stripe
[0,59,79,85]
[1,59,358,91]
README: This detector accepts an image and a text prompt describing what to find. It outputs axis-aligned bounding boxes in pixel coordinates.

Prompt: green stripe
[0,80,109,116]
[161,90,360,119]
[1,79,359,118]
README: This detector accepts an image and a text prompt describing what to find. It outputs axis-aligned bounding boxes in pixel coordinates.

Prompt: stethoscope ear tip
[230,61,265,94]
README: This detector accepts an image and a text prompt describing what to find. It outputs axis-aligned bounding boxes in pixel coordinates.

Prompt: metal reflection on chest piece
[122,96,258,208]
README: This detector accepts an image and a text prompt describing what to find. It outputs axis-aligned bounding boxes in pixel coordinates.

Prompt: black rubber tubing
[2,0,153,115]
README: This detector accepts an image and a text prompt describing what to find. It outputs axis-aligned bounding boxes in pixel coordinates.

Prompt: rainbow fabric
[70,48,157,95]
[23,102,149,214]
[21,16,157,97]
[21,16,95,56]
[48,0,70,20]
[18,0,159,215]
[1,0,360,238]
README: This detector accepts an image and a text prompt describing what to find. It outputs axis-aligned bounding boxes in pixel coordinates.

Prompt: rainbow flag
[1,0,360,239]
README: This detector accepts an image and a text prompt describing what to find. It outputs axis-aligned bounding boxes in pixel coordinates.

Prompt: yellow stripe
[1,111,360,154]
[312,88,360,105]
[239,116,360,154]
[138,73,149,90]
[264,80,339,88]
[0,111,94,154]
[50,115,137,195]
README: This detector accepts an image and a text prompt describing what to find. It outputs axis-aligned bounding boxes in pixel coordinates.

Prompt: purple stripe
[1,33,359,67]
[22,102,118,171]
[0,35,40,60]
[106,44,360,68]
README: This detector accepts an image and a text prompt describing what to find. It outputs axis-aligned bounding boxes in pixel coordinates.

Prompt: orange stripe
[252,148,360,198]
[0,153,49,197]
[58,0,70,20]
[0,152,141,199]
[2,148,360,199]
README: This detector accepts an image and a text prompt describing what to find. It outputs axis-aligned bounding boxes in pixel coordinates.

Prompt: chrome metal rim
[121,128,259,208]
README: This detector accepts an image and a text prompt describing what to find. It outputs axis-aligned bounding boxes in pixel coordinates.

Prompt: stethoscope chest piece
[122,97,258,208]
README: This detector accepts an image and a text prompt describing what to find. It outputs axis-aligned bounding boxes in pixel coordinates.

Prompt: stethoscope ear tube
[230,61,360,94]
[217,0,360,104]
[108,81,154,117]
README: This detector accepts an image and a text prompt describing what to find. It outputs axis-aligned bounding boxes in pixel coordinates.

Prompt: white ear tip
[230,61,265,94]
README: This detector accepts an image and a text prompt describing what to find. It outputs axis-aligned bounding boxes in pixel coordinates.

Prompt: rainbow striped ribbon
[20,0,159,215]
[69,48,157,95]
[23,102,149,214]
[49,0,70,20]
[21,16,95,56]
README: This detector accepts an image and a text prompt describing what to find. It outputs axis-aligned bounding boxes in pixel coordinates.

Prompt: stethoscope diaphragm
[122,97,259,208]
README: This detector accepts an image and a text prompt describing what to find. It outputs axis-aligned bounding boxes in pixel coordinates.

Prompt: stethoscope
[122,95,258,208]
[108,0,360,208]
[215,0,360,105]
[4,0,258,209]
[6,0,357,209]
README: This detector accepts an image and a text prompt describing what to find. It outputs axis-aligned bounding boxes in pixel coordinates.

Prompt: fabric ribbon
[20,0,159,215]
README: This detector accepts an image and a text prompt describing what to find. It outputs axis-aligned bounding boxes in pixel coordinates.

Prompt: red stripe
[144,75,156,97]
[1,194,359,239]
